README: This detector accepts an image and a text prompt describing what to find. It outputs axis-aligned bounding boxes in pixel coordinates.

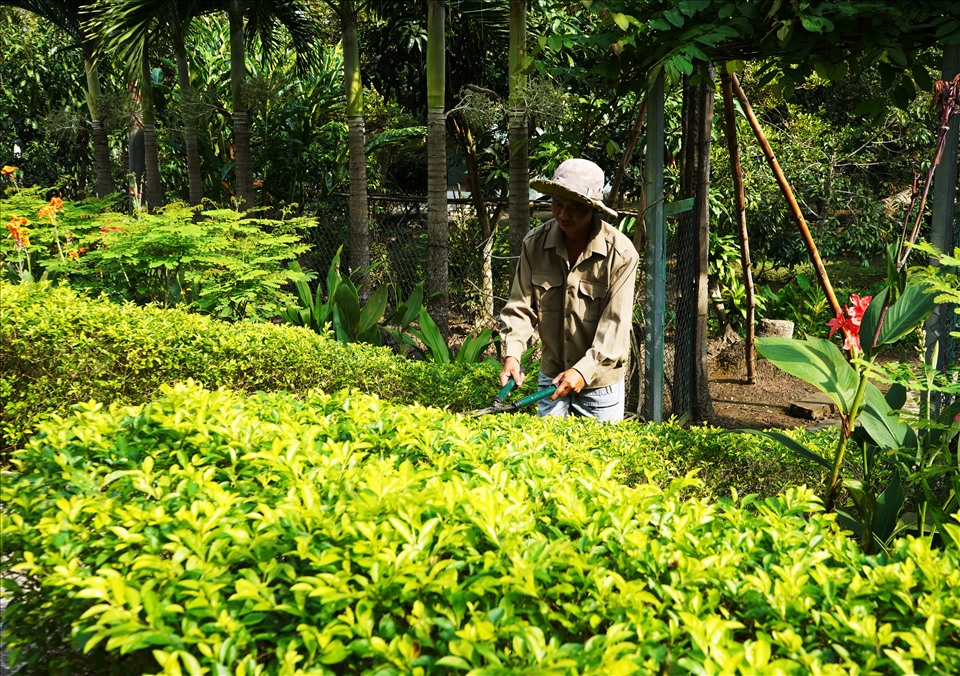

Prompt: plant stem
[824,369,870,511]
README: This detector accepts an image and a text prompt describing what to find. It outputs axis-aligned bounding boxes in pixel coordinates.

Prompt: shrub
[0,281,496,455]
[2,280,837,498]
[3,382,960,673]
[1,189,312,321]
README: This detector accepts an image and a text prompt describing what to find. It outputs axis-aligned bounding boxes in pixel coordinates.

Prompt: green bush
[1,189,313,321]
[3,382,960,674]
[0,281,497,455]
[2,280,835,500]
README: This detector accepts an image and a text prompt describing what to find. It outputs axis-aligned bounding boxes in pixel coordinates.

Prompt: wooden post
[719,68,757,384]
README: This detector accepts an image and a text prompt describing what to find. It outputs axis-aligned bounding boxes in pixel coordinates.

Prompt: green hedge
[3,383,958,674]
[1,280,830,497]
[0,281,497,455]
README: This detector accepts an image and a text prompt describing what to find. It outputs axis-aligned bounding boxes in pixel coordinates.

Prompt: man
[499,158,639,421]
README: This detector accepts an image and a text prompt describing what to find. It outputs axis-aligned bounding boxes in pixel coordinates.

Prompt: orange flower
[69,249,79,259]
[49,196,64,210]
[1,166,17,175]
[6,218,30,247]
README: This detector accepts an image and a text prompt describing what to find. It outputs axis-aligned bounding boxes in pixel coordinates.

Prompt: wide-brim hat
[530,158,618,220]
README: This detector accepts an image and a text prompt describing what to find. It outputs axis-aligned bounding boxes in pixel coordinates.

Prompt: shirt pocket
[532,272,564,325]
[578,280,607,322]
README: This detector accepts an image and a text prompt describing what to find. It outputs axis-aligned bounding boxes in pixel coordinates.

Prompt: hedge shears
[469,377,557,417]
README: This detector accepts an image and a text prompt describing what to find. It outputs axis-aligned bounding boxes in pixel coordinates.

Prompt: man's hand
[550,369,585,400]
[499,357,524,388]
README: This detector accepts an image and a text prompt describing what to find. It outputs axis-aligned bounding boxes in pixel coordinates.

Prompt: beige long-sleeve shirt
[500,216,639,388]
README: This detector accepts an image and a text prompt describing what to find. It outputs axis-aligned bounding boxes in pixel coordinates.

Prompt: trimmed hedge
[0,281,497,455]
[3,383,959,673]
[1,280,830,497]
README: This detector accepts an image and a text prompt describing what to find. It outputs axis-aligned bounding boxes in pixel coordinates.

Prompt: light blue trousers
[536,372,625,422]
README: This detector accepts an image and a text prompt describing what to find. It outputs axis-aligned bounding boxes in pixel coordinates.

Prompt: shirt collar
[545,216,610,259]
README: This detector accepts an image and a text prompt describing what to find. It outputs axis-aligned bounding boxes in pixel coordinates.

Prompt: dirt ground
[703,338,832,431]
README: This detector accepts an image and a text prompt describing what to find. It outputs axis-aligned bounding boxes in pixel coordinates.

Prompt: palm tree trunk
[83,53,114,197]
[720,68,756,384]
[227,0,254,210]
[341,2,370,279]
[691,61,715,422]
[507,0,529,283]
[174,39,203,206]
[139,43,163,211]
[426,0,448,335]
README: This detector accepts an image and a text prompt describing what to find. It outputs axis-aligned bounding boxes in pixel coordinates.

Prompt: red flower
[827,294,873,352]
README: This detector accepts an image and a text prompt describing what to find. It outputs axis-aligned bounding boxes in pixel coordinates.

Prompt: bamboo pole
[728,74,846,332]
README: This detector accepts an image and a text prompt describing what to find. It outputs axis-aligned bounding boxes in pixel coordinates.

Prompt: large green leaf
[873,473,904,543]
[357,284,388,336]
[454,328,497,364]
[729,430,831,470]
[858,382,916,451]
[843,478,877,545]
[860,282,934,355]
[334,279,361,335]
[756,337,860,415]
[411,307,451,362]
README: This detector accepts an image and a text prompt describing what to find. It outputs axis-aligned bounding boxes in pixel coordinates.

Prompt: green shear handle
[469,379,558,417]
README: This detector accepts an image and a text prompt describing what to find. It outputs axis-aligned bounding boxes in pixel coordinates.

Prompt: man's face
[551,196,594,235]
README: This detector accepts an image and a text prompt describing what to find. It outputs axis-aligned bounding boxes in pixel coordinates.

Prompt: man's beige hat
[530,158,618,220]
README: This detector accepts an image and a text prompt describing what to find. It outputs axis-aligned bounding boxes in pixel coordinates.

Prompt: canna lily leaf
[860,282,935,355]
[334,278,361,334]
[454,328,497,364]
[873,473,904,543]
[729,429,831,470]
[411,307,451,362]
[756,336,860,415]
[357,284,388,337]
[859,382,916,451]
[843,478,877,545]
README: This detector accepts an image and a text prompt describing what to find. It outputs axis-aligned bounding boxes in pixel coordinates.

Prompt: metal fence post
[642,71,665,423]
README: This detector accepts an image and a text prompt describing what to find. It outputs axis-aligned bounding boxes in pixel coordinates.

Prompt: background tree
[1,0,116,197]
[322,0,371,277]
[88,0,214,207]
[426,0,448,333]
[225,0,322,210]
[507,0,529,280]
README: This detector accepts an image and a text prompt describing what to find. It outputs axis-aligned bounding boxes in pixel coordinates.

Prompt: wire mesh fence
[303,195,515,331]
[302,194,702,417]
[298,195,960,424]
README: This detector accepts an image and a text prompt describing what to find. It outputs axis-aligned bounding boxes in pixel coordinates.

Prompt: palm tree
[426,0,448,334]
[222,0,324,209]
[322,0,369,277]
[507,0,528,280]
[89,0,215,207]
[1,0,115,197]
[91,0,322,211]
